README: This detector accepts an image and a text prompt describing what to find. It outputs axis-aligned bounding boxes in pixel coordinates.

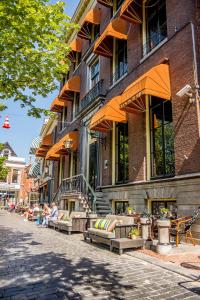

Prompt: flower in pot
[127,206,134,215]
[140,210,151,224]
[129,227,140,239]
[157,208,171,227]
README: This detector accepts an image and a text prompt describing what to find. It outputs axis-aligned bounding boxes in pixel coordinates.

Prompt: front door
[89,142,98,189]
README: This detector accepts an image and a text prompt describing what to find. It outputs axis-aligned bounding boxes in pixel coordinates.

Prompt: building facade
[36,0,200,235]
[0,143,26,205]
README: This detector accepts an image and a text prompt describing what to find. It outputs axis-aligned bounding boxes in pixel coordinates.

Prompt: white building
[0,142,26,205]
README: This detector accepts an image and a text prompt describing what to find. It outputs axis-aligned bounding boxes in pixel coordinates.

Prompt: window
[151,200,177,219]
[73,93,80,118]
[112,0,124,15]
[69,201,75,213]
[90,59,100,88]
[12,169,18,183]
[150,97,175,178]
[144,0,167,54]
[115,201,129,215]
[72,52,82,72]
[2,149,10,158]
[72,152,78,176]
[112,39,128,84]
[59,107,68,132]
[116,123,129,184]
[88,24,100,46]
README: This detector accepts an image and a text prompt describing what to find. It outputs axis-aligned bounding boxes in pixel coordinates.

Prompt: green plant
[160,208,169,219]
[127,206,134,213]
[130,227,140,237]
[141,210,151,218]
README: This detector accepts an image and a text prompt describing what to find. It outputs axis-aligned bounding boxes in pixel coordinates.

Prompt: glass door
[89,142,98,189]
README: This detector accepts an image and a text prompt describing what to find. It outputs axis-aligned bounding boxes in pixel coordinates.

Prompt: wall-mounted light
[65,139,73,150]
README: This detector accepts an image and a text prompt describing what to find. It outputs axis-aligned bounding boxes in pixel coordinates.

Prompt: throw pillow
[58,213,64,220]
[107,219,118,232]
[94,219,111,230]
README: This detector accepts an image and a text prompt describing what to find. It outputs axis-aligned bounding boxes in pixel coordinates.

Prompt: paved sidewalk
[0,211,199,300]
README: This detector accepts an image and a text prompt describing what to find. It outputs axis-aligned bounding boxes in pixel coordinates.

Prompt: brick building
[36,0,200,236]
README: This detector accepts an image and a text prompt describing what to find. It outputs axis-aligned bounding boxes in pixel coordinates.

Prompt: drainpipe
[190,22,200,136]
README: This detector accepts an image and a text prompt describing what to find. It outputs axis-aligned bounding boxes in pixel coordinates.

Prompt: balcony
[111,63,128,86]
[80,80,104,111]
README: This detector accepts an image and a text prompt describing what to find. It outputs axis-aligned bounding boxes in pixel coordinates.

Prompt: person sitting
[41,202,58,227]
[23,206,33,222]
[36,204,50,225]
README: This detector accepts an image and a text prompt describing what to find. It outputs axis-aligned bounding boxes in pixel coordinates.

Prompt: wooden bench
[110,238,144,255]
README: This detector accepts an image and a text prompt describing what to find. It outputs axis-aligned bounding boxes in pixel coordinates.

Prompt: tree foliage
[0,144,9,181]
[0,0,77,117]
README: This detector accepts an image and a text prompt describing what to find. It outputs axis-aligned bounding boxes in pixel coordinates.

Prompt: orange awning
[46,131,79,160]
[120,64,171,113]
[89,96,127,132]
[67,38,82,62]
[78,8,101,40]
[36,134,53,157]
[50,97,67,113]
[93,18,128,57]
[59,76,80,101]
[97,0,113,7]
[120,0,142,24]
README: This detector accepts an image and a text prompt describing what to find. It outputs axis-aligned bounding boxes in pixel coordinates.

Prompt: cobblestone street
[0,211,199,300]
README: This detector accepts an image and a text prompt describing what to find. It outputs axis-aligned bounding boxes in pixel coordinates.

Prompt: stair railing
[52,174,97,213]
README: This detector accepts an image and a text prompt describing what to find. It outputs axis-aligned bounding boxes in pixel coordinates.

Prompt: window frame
[150,98,175,179]
[115,122,129,184]
[114,201,129,215]
[143,0,167,56]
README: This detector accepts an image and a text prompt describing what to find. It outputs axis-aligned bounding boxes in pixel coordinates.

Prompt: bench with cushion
[49,211,88,234]
[84,215,138,248]
[48,210,69,229]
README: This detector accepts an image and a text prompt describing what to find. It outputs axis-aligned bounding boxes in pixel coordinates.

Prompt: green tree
[0,144,9,181]
[0,0,77,117]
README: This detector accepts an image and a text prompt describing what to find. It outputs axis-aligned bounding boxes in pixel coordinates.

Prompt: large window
[12,169,19,183]
[59,107,68,132]
[150,97,175,178]
[90,59,100,88]
[115,201,129,215]
[89,24,100,45]
[116,123,129,184]
[73,93,80,119]
[112,39,128,84]
[144,0,167,54]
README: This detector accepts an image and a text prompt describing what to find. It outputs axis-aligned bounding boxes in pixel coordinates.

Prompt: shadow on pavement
[0,226,135,299]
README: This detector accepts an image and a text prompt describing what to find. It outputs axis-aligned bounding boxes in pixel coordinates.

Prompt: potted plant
[140,210,151,224]
[156,208,172,254]
[157,208,171,227]
[127,206,134,215]
[129,227,140,239]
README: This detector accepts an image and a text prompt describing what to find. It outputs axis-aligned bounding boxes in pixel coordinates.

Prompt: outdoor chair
[170,207,200,247]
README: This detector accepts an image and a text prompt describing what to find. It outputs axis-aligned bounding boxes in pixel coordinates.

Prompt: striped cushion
[94,219,111,230]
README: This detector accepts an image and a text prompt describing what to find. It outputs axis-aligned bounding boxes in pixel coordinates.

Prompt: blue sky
[0,0,80,161]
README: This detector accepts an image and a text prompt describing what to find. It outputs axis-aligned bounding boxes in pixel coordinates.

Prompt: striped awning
[29,137,41,154]
[28,162,41,178]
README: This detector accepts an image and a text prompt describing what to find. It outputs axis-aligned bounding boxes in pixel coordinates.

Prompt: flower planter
[140,217,150,240]
[156,219,172,254]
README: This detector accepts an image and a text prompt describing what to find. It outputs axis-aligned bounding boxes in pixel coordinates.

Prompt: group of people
[21,202,58,227]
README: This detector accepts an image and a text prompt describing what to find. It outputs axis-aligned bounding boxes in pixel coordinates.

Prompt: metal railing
[53,174,97,213]
[81,80,104,111]
[111,63,128,85]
